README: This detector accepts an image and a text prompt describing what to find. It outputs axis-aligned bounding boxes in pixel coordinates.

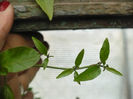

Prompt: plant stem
[35,64,97,70]
[35,64,72,70]
[47,66,71,70]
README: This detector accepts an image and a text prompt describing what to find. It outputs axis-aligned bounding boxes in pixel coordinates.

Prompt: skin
[0,4,14,50]
[0,2,41,99]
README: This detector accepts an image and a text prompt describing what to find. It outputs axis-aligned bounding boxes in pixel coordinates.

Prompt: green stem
[35,64,97,70]
[35,64,72,70]
[77,64,97,69]
[47,66,71,70]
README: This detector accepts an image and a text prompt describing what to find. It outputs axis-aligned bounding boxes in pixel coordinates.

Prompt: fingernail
[0,1,10,12]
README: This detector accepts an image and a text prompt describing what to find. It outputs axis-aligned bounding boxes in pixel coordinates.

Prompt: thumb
[0,0,14,50]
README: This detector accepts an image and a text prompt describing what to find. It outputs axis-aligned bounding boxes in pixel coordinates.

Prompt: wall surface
[10,0,133,32]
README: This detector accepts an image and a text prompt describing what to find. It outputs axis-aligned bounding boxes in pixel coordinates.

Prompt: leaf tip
[56,76,60,79]
[82,49,85,52]
[105,37,108,41]
[119,73,123,76]
[49,16,53,21]
[32,36,35,40]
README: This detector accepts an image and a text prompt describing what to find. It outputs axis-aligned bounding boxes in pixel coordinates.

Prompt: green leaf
[36,0,54,21]
[56,69,74,79]
[74,65,101,81]
[32,37,48,56]
[75,49,84,67]
[43,58,49,70]
[0,67,8,76]
[106,67,123,76]
[0,84,14,99]
[74,71,80,84]
[100,38,110,65]
[0,47,40,72]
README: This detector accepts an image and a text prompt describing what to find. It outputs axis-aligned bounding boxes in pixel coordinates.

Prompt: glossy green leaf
[56,69,74,79]
[75,49,84,67]
[0,67,8,76]
[32,37,48,56]
[74,65,101,81]
[106,67,123,76]
[43,58,49,70]
[36,0,54,21]
[0,47,40,72]
[0,84,14,99]
[74,71,80,84]
[100,38,110,65]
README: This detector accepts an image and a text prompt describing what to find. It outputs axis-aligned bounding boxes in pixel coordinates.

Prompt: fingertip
[0,2,14,49]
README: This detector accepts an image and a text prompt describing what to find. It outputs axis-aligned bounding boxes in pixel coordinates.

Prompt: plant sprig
[0,37,123,98]
[0,37,123,79]
[32,37,123,82]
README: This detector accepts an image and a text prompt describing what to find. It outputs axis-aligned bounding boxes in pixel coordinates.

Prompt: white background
[30,29,132,99]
